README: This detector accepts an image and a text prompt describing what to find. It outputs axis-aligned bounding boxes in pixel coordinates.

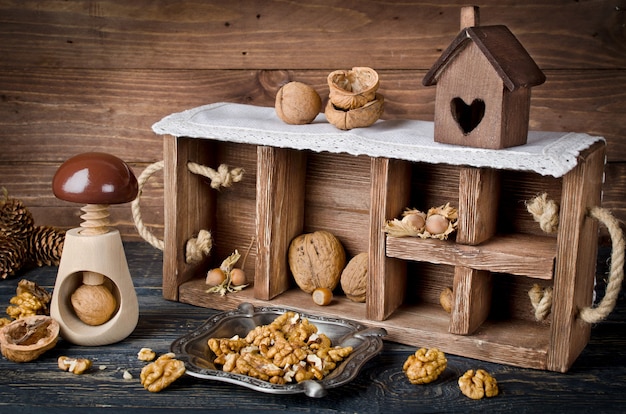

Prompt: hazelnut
[230,268,246,286]
[206,268,226,287]
[312,287,333,306]
[425,214,450,235]
[275,81,322,125]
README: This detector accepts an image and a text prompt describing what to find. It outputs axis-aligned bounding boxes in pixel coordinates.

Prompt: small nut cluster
[384,203,458,240]
[206,250,248,296]
[208,311,353,384]
[458,369,499,399]
[403,347,447,384]
[58,356,92,374]
[140,352,186,393]
[6,279,52,320]
[325,67,383,130]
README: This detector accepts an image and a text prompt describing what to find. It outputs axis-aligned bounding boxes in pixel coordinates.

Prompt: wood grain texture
[255,146,306,300]
[386,234,557,279]
[548,141,606,372]
[457,167,500,245]
[1,0,623,70]
[1,243,624,413]
[368,158,411,321]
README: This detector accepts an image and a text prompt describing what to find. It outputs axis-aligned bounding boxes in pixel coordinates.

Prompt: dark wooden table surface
[1,242,624,414]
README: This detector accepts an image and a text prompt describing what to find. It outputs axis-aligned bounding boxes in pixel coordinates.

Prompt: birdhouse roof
[422,25,546,91]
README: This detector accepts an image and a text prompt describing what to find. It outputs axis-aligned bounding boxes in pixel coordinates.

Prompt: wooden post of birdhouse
[422,6,546,149]
[460,5,479,29]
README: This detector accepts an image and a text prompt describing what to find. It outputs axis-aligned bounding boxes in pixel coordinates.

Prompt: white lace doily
[152,102,605,178]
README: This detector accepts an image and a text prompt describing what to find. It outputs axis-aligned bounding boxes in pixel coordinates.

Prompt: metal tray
[170,302,387,397]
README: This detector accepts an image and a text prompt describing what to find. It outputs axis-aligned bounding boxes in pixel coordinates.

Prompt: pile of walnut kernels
[208,311,353,384]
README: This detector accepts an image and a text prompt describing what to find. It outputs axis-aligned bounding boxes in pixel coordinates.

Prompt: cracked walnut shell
[0,315,59,362]
[327,67,379,110]
[325,94,384,130]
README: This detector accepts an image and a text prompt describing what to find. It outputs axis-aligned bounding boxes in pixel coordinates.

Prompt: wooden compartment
[156,103,605,372]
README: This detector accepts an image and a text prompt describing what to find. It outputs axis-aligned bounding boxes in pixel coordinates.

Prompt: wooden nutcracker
[50,152,139,346]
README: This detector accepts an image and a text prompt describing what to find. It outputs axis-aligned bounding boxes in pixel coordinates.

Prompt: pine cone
[0,190,35,243]
[0,234,27,279]
[27,226,65,267]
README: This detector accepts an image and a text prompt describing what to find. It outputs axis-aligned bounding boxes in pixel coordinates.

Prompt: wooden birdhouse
[422,7,546,149]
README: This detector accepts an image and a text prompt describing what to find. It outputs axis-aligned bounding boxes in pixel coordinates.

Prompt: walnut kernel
[58,356,92,374]
[137,347,157,361]
[140,352,186,392]
[403,347,447,384]
[458,369,499,399]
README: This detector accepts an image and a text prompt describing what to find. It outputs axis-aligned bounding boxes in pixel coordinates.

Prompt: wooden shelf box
[153,103,605,372]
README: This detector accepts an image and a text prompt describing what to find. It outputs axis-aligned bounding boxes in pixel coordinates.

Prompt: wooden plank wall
[1,0,625,246]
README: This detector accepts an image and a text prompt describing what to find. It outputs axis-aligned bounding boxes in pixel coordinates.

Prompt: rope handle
[131,160,244,263]
[527,194,625,323]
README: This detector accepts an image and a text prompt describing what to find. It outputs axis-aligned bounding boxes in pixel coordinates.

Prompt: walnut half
[458,369,499,399]
[403,347,447,385]
[140,352,186,392]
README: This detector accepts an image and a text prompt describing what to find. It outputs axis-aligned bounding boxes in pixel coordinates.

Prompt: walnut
[403,347,447,384]
[288,230,346,294]
[137,347,157,362]
[0,315,59,362]
[458,369,499,399]
[70,283,117,326]
[439,287,454,313]
[275,81,322,125]
[340,252,368,302]
[58,356,92,374]
[140,352,186,393]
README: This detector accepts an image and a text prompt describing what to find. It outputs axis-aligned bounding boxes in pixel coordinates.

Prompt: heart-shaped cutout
[450,97,485,135]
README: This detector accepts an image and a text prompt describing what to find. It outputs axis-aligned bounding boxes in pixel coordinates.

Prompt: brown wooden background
[1,0,624,246]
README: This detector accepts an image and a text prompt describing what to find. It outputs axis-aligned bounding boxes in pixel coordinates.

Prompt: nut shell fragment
[325,94,384,130]
[0,315,59,362]
[327,67,380,110]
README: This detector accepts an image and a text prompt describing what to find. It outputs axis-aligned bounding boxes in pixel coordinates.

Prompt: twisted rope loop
[579,206,625,324]
[131,160,244,264]
[526,193,624,324]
